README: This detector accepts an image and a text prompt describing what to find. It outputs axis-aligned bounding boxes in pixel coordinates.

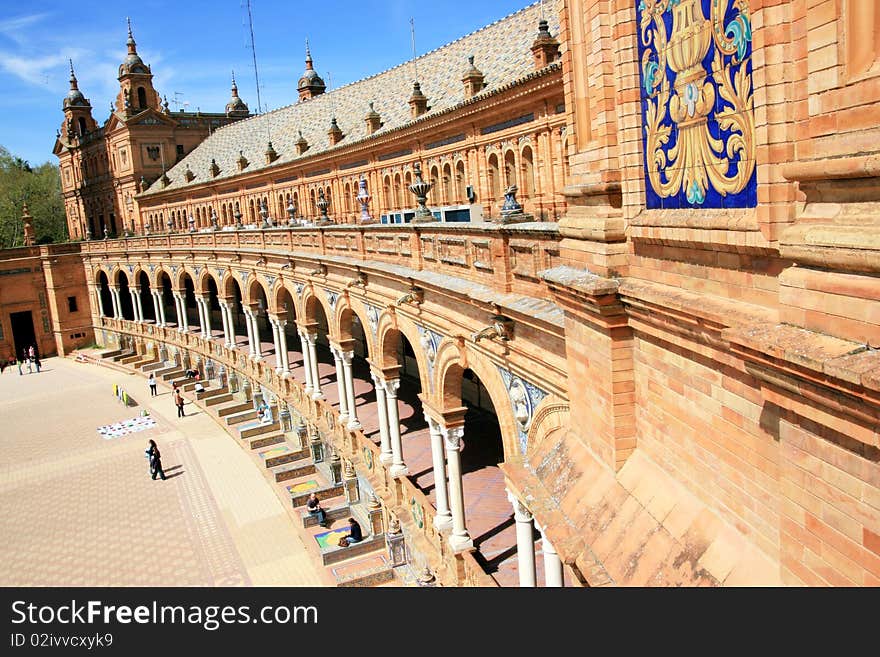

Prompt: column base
[310,391,324,400]
[379,452,393,465]
[281,371,292,379]
[433,514,453,532]
[274,367,283,375]
[389,463,409,478]
[339,412,350,425]
[448,533,473,554]
[346,420,362,431]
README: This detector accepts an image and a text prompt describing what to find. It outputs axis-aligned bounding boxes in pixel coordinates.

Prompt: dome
[63,60,89,109]
[225,73,249,117]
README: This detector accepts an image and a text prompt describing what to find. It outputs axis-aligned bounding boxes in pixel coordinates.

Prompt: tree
[0,146,68,248]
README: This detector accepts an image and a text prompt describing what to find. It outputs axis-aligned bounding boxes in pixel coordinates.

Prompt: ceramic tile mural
[637,0,756,209]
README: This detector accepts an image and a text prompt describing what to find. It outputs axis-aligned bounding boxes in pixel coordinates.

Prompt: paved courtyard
[0,355,330,586]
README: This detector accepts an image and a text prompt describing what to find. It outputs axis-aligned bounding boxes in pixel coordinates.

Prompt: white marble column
[538,525,564,587]
[277,320,290,374]
[330,346,349,422]
[270,317,283,373]
[299,329,314,393]
[109,287,120,318]
[371,373,392,464]
[134,290,145,322]
[129,290,140,322]
[196,297,207,336]
[172,294,181,330]
[96,288,107,317]
[157,292,167,326]
[203,297,214,338]
[223,303,236,348]
[306,332,322,399]
[341,350,360,430]
[508,489,537,587]
[151,291,161,325]
[386,378,407,477]
[426,415,452,530]
[251,310,263,359]
[218,301,230,345]
[442,425,472,552]
[242,308,255,356]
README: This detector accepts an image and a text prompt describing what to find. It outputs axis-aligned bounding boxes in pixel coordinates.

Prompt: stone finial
[409,162,435,223]
[265,141,278,164]
[21,203,35,246]
[184,165,195,182]
[461,55,485,99]
[409,81,429,119]
[315,188,333,225]
[531,19,560,69]
[417,566,436,586]
[367,493,381,510]
[343,459,355,479]
[388,516,401,534]
[295,130,309,155]
[209,158,220,177]
[365,101,382,135]
[237,150,249,171]
[327,117,343,146]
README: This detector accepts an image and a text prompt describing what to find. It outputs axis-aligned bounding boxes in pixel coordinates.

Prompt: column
[508,490,537,587]
[539,525,564,587]
[221,302,234,347]
[108,287,119,318]
[299,329,314,393]
[371,373,392,464]
[306,332,322,399]
[129,290,140,322]
[196,297,208,337]
[203,297,213,338]
[151,291,162,326]
[331,346,349,422]
[270,317,283,373]
[341,350,360,430]
[134,290,144,322]
[96,288,107,317]
[243,308,257,357]
[426,416,452,530]
[386,378,407,477]
[277,320,290,374]
[250,310,263,359]
[157,292,167,327]
[442,425,472,552]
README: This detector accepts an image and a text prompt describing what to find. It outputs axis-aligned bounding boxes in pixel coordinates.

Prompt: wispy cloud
[0,13,52,47]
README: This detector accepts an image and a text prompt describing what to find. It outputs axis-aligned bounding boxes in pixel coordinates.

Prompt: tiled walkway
[0,356,328,587]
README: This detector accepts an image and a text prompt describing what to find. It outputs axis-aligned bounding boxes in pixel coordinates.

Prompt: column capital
[441,425,464,452]
[507,489,533,522]
[384,377,400,397]
[340,349,354,365]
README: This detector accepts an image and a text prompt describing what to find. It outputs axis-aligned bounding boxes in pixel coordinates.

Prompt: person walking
[16,357,22,376]
[33,355,41,373]
[147,439,166,480]
[173,389,185,417]
[148,372,158,397]
[24,350,32,374]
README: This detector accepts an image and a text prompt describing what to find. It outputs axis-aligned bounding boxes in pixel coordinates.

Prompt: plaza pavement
[0,355,332,586]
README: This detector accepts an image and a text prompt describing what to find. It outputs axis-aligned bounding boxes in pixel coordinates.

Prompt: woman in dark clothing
[147,439,166,480]
[341,517,363,545]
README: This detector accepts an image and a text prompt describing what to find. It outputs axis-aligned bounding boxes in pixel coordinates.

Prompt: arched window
[78,117,87,136]
[521,146,535,198]
[137,87,147,109]
[488,153,500,199]
[442,163,452,205]
[456,160,467,203]
[504,150,516,188]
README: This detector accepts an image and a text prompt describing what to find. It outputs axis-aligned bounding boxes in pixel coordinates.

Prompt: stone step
[320,534,385,567]
[240,420,281,439]
[300,501,350,529]
[204,392,233,407]
[119,354,142,365]
[216,401,252,417]
[159,368,184,381]
[196,385,228,399]
[266,449,311,476]
[99,349,123,359]
[141,361,167,372]
[249,432,286,450]
[273,460,316,482]
[111,351,136,362]
[332,553,395,588]
[290,483,345,508]
[257,444,302,469]
[133,358,159,370]
[225,409,259,426]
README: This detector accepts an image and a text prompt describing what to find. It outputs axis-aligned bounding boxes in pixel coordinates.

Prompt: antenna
[171,92,189,111]
[540,0,545,20]
[410,17,419,83]
[327,71,334,116]
[245,0,263,116]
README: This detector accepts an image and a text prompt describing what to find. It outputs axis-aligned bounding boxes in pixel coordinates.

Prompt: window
[176,144,185,161]
[67,296,78,312]
[137,86,147,109]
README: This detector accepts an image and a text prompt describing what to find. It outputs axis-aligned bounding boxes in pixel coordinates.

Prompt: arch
[503,149,517,188]
[221,270,245,299]
[77,117,87,136]
[111,267,129,287]
[175,267,196,292]
[274,283,299,321]
[301,285,332,332]
[137,270,155,322]
[525,401,570,461]
[375,312,432,393]
[455,159,467,203]
[333,296,373,358]
[433,340,520,462]
[521,145,535,198]
[196,269,220,295]
[442,162,452,205]
[136,86,147,109]
[246,277,269,309]
[488,153,501,199]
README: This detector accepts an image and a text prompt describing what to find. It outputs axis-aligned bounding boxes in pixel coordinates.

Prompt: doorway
[10,310,37,360]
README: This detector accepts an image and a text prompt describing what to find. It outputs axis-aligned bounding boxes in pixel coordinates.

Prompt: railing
[98,315,499,586]
[83,223,562,298]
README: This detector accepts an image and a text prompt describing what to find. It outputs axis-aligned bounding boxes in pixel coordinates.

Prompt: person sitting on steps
[306,492,328,528]
[339,517,363,547]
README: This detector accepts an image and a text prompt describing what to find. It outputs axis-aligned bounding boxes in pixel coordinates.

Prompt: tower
[61,60,96,141]
[115,18,161,116]
[297,41,326,101]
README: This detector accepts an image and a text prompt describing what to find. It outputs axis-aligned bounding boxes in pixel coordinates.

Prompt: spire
[119,17,148,76]
[409,81,429,119]
[297,39,326,101]
[365,101,382,135]
[63,59,89,109]
[226,70,250,117]
[69,59,77,89]
[531,18,560,69]
[126,17,136,53]
[462,55,485,99]
[328,116,343,146]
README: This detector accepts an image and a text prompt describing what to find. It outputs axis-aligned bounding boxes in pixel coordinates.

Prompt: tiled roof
[142,2,559,196]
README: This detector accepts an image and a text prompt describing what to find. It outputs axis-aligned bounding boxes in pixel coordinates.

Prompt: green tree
[0,146,68,248]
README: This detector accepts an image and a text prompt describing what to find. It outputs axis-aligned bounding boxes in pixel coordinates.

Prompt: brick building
[33,0,880,585]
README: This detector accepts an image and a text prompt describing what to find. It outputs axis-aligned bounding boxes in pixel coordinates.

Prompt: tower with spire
[61,60,97,141]
[226,72,250,117]
[297,40,326,101]
[115,18,161,115]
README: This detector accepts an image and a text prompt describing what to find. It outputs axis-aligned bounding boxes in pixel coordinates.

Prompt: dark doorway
[10,311,37,360]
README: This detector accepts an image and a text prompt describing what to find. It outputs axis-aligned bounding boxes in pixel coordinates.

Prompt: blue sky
[0,0,542,167]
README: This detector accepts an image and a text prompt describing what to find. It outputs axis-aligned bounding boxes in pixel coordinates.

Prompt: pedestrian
[33,356,41,373]
[17,356,22,376]
[148,372,158,397]
[28,345,35,360]
[339,517,363,547]
[146,439,166,480]
[173,389,185,417]
[25,351,32,374]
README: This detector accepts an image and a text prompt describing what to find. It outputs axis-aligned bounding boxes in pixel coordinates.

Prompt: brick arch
[175,267,197,292]
[130,264,145,284]
[94,265,112,285]
[274,280,302,320]
[525,401,569,460]
[110,266,129,286]
[301,285,332,332]
[196,269,220,295]
[245,277,269,307]
[222,270,245,299]
[375,313,431,393]
[333,295,373,357]
[433,340,520,462]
